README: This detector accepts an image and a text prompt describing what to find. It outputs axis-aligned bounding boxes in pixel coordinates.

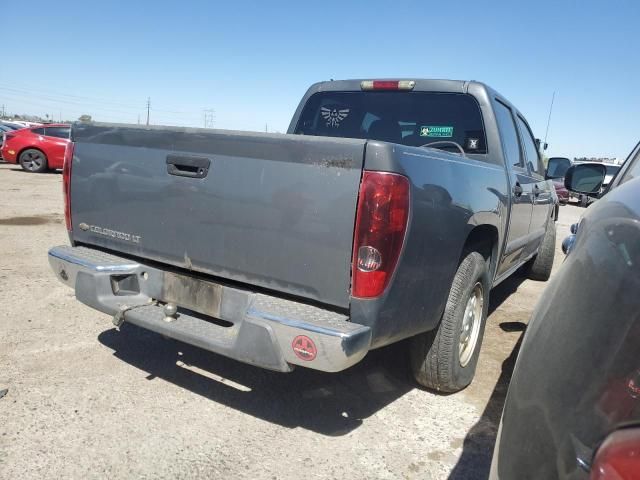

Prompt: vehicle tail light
[360,80,415,91]
[352,171,410,298]
[591,428,640,480]
[63,142,74,232]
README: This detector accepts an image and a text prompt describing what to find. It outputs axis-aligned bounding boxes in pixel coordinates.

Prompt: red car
[551,178,570,204]
[1,124,70,172]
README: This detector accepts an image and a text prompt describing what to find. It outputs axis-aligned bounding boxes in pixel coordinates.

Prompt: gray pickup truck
[49,79,557,392]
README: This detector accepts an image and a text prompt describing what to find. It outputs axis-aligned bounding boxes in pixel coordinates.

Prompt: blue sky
[2,0,638,159]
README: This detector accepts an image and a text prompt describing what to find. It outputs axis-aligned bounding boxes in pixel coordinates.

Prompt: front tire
[409,251,490,393]
[19,149,48,173]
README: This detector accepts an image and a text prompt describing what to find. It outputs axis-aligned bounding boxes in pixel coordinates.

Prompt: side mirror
[564,164,607,196]
[546,157,571,180]
[535,139,548,151]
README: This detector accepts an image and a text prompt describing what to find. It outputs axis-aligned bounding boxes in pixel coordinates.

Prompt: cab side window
[516,116,544,177]
[494,100,524,169]
[45,127,70,139]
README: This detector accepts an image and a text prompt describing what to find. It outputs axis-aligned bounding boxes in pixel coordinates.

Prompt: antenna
[543,91,555,147]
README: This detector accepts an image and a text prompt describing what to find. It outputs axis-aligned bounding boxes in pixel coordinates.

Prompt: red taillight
[360,80,415,91]
[352,171,410,298]
[63,142,74,232]
[591,428,640,480]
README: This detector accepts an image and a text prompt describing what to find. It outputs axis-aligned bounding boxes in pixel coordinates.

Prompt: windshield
[294,91,487,154]
[546,157,572,178]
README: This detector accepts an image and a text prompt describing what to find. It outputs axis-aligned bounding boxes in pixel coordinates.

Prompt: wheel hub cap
[23,152,43,171]
[459,282,484,367]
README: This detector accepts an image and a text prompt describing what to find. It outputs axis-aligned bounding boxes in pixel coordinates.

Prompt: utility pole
[265,123,268,133]
[203,109,215,128]
[543,91,555,148]
[137,114,140,125]
[146,97,151,126]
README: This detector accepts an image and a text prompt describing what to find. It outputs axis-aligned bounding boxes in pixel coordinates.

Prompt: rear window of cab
[294,91,487,155]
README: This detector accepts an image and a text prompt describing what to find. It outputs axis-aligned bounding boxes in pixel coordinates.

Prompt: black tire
[409,251,490,393]
[526,216,556,281]
[19,149,48,173]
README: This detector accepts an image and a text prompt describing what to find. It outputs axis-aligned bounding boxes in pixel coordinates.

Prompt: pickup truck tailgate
[70,124,366,308]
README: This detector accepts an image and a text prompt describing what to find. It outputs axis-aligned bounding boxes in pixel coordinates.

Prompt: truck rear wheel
[409,251,489,393]
[525,217,556,281]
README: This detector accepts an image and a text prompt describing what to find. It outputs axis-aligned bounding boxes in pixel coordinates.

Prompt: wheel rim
[459,282,484,367]
[22,151,44,171]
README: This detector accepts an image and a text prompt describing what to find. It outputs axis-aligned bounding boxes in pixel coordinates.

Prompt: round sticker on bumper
[292,335,317,361]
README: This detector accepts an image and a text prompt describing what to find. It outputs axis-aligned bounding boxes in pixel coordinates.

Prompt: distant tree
[78,114,92,122]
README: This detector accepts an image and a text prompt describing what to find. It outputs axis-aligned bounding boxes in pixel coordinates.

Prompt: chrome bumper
[49,245,371,373]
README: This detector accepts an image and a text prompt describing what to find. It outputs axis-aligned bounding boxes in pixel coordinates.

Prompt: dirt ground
[0,162,582,479]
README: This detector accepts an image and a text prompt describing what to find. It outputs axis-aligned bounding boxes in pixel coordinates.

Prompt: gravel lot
[0,162,582,479]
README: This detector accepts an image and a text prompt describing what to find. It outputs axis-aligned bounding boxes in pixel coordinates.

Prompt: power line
[1,93,203,127]
[0,85,143,110]
[0,85,200,117]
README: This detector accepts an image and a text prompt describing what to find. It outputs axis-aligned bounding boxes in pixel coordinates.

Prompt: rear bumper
[0,145,16,162]
[48,245,371,373]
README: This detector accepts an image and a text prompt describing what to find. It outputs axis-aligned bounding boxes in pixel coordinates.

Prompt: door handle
[513,183,523,197]
[166,155,211,179]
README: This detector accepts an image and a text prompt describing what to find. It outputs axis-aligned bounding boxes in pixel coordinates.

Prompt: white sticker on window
[321,107,350,128]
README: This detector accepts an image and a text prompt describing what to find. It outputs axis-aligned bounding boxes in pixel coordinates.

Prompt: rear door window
[494,100,524,169]
[31,127,45,135]
[294,92,487,155]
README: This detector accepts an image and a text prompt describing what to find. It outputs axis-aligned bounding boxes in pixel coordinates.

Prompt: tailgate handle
[166,155,211,179]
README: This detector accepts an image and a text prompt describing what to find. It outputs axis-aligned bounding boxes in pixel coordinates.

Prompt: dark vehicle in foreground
[48,79,557,392]
[491,141,640,479]
[1,124,70,172]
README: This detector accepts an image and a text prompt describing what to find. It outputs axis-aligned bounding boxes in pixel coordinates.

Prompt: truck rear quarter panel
[353,142,508,347]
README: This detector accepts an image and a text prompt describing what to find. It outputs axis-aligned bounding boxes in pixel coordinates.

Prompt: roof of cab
[310,78,490,94]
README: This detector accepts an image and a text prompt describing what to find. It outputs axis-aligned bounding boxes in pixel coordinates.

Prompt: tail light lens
[352,171,410,298]
[591,428,640,480]
[63,142,74,232]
